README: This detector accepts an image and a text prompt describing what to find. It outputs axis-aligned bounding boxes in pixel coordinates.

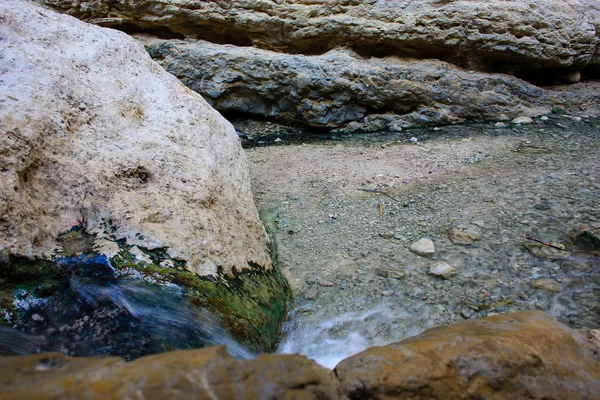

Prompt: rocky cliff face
[0,0,289,353]
[36,0,600,130]
[2,311,599,399]
[141,37,600,131]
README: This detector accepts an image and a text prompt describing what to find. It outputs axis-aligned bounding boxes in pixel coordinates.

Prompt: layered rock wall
[142,37,600,130]
[37,0,600,76]
[36,0,600,130]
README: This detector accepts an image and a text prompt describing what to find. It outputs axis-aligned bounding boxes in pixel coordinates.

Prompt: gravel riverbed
[245,114,600,367]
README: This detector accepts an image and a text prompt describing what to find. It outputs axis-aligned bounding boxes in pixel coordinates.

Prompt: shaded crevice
[115,23,185,40]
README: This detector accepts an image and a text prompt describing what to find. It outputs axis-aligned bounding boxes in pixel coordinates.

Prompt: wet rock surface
[247,115,600,365]
[335,311,600,400]
[1,312,597,399]
[0,346,342,399]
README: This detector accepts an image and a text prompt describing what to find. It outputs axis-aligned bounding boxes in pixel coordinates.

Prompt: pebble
[531,278,561,292]
[540,116,549,121]
[409,137,418,143]
[494,122,506,128]
[512,116,533,125]
[410,238,436,256]
[448,227,479,245]
[429,262,456,279]
[305,288,319,300]
[375,267,406,280]
[159,259,175,269]
[524,243,569,260]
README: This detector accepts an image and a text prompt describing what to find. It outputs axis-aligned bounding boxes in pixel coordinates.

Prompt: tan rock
[428,262,456,279]
[448,227,479,245]
[0,346,342,399]
[525,243,569,260]
[0,0,271,277]
[36,1,600,130]
[532,278,561,292]
[336,311,600,399]
[375,266,405,280]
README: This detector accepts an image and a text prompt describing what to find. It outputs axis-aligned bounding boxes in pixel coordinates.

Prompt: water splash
[277,301,435,369]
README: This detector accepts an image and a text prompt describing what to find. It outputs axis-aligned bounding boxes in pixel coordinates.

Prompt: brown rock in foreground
[0,346,342,399]
[335,310,600,399]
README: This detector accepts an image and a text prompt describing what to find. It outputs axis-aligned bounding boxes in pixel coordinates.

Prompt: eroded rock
[335,311,600,399]
[37,0,600,76]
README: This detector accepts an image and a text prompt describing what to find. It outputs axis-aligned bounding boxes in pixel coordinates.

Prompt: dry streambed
[247,115,600,367]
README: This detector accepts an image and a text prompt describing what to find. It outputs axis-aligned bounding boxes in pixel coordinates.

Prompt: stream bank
[245,114,600,367]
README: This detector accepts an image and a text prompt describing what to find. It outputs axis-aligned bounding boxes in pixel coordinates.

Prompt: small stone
[524,243,569,260]
[494,122,506,128]
[540,116,549,121]
[31,313,44,322]
[512,116,533,125]
[409,137,418,143]
[410,238,435,256]
[379,230,393,239]
[471,219,486,228]
[159,259,175,269]
[274,137,282,143]
[531,278,561,292]
[448,228,479,245]
[428,262,456,279]
[304,288,318,300]
[375,267,405,280]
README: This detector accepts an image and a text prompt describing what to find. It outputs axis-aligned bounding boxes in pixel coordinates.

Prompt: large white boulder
[0,0,271,277]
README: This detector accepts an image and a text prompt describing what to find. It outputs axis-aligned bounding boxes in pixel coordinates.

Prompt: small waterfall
[277,301,435,369]
[1,255,253,360]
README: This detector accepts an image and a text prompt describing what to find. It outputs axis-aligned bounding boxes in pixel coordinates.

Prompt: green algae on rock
[1,225,291,356]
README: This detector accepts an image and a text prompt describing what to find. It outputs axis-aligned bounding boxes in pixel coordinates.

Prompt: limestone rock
[0,0,271,278]
[428,262,456,279]
[37,0,600,75]
[138,37,600,131]
[335,311,600,399]
[410,238,436,257]
[0,346,342,399]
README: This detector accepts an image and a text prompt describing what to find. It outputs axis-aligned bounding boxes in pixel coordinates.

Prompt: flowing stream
[1,256,253,360]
